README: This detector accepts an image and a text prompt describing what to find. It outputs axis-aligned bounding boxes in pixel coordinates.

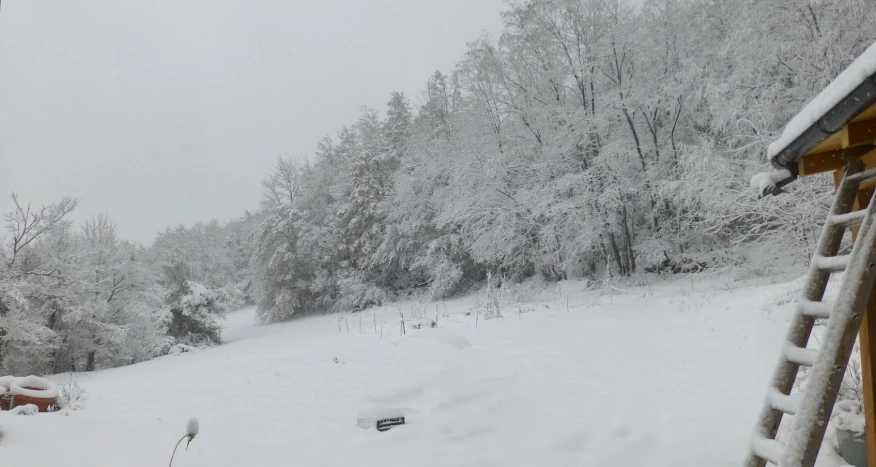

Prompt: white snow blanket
[0,280,852,466]
[768,40,876,159]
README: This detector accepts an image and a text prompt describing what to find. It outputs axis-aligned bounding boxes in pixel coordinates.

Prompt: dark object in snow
[411,319,436,329]
[836,427,868,467]
[376,417,405,432]
[0,393,11,411]
[358,406,405,431]
[643,252,706,274]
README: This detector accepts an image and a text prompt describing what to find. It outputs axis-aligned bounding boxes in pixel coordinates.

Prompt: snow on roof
[767,40,876,160]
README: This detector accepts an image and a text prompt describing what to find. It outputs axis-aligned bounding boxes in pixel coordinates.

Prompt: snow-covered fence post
[399,310,405,335]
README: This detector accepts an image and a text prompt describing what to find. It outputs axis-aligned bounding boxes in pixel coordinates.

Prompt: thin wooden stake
[399,310,405,335]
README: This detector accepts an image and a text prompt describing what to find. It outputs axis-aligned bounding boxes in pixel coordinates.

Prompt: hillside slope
[0,274,846,466]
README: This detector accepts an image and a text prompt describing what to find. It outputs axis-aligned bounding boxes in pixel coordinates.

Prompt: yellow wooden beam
[800,146,876,177]
[842,118,876,149]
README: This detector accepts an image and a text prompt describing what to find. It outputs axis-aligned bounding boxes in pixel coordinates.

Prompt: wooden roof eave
[771,71,876,175]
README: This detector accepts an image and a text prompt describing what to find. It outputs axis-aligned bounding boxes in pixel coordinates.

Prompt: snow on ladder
[744,162,876,467]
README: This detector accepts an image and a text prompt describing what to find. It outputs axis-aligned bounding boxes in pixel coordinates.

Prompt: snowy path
[0,276,823,466]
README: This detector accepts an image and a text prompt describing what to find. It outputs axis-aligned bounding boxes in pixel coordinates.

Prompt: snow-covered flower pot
[836,411,868,467]
[0,388,10,411]
[9,376,58,413]
[0,376,15,411]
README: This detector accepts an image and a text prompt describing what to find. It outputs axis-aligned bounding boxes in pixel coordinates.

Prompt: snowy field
[0,273,850,466]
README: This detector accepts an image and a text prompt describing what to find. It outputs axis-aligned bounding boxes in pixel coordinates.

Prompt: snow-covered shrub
[642,251,705,275]
[481,272,506,319]
[0,311,61,375]
[333,271,387,312]
[12,404,38,416]
[214,283,248,310]
[55,374,87,410]
[165,263,227,347]
[470,272,516,320]
[168,344,197,355]
[837,353,865,405]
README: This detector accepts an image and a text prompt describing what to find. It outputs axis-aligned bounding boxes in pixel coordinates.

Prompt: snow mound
[430,329,472,349]
[12,404,39,416]
[10,376,58,399]
[768,40,876,159]
[836,411,866,434]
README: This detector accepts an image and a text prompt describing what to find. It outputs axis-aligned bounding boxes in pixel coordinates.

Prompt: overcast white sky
[0,0,504,245]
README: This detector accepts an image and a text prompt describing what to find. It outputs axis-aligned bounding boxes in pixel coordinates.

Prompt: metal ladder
[745,162,876,467]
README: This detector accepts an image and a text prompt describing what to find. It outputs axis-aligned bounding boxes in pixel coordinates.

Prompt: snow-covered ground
[0,273,850,466]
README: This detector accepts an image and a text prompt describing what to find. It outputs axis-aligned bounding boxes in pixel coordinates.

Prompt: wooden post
[860,284,876,467]
[835,170,876,466]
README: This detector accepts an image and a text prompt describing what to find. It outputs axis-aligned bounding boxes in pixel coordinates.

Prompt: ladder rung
[812,254,850,272]
[784,344,818,366]
[830,209,867,228]
[797,299,833,319]
[844,167,876,183]
[768,388,801,415]
[751,435,783,465]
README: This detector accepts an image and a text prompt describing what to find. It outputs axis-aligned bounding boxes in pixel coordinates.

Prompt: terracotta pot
[0,393,11,411]
[11,388,56,412]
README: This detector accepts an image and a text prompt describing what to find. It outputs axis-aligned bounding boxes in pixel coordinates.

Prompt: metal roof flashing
[769,72,876,171]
